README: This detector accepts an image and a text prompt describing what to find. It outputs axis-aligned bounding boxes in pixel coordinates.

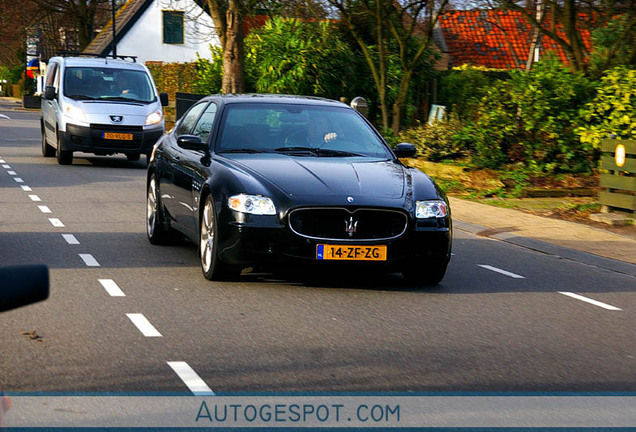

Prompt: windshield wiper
[315,148,365,157]
[275,147,364,157]
[274,146,318,155]
[101,96,148,103]
[220,148,267,153]
[67,94,97,100]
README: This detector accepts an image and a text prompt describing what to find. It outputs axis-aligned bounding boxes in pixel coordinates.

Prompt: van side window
[45,64,58,88]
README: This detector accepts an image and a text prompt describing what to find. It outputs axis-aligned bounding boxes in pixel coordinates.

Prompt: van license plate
[316,245,387,261]
[103,132,133,141]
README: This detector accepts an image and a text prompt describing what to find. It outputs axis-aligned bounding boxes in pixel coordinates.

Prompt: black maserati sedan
[146,94,452,284]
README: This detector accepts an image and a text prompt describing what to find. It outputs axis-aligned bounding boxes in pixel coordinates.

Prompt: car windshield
[216,103,393,159]
[63,67,156,103]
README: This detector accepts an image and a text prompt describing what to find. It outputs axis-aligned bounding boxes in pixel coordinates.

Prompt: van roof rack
[56,52,137,62]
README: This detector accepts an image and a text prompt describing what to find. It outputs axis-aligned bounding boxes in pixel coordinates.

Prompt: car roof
[204,93,349,108]
[51,56,147,71]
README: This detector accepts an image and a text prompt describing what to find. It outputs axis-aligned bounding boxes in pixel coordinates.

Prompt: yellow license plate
[103,132,133,141]
[316,244,387,261]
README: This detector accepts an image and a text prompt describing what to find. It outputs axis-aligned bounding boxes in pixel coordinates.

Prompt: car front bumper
[60,123,164,155]
[216,212,452,270]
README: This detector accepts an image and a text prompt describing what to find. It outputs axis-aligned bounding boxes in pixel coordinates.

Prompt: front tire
[146,174,171,245]
[41,128,55,157]
[127,153,140,161]
[402,261,448,286]
[56,134,73,165]
[200,195,238,281]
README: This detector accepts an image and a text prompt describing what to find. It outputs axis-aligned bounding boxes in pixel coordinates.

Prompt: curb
[454,219,636,278]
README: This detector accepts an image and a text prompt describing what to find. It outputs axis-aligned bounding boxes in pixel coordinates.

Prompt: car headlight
[228,194,276,215]
[416,200,448,219]
[146,110,163,125]
[64,105,86,121]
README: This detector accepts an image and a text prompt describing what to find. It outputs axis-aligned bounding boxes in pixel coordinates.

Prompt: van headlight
[416,200,448,219]
[64,105,86,121]
[228,194,276,215]
[146,110,163,125]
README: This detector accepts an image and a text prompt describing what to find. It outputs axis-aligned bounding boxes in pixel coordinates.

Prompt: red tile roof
[438,9,592,70]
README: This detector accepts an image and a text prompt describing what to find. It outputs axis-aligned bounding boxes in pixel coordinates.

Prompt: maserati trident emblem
[345,216,358,237]
[110,115,123,123]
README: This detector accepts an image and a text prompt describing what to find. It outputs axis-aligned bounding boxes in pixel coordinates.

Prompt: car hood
[227,155,408,198]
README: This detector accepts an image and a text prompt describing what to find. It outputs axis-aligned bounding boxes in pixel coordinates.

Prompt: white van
[41,54,168,165]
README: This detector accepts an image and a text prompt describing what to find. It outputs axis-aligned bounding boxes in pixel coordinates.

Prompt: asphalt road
[1,99,634,394]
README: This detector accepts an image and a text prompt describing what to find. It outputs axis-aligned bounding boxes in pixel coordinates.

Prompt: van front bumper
[60,123,164,155]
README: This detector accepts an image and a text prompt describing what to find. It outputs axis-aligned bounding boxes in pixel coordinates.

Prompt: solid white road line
[167,361,215,395]
[99,279,125,297]
[38,205,52,214]
[558,292,622,311]
[21,185,32,191]
[13,177,23,183]
[49,218,64,227]
[79,253,100,267]
[478,264,525,279]
[29,195,41,202]
[126,313,162,337]
[62,234,80,245]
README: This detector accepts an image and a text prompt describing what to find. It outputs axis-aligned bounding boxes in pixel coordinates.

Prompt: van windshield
[63,67,156,103]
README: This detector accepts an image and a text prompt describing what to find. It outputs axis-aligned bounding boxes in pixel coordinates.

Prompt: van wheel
[56,135,73,165]
[41,130,55,157]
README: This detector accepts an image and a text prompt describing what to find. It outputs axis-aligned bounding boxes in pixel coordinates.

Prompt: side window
[45,63,58,88]
[176,102,207,136]
[163,11,184,44]
[192,103,218,143]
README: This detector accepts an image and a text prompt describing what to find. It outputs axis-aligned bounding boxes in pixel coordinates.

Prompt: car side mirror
[0,265,49,313]
[177,135,207,151]
[44,86,56,101]
[394,143,417,158]
[160,92,169,107]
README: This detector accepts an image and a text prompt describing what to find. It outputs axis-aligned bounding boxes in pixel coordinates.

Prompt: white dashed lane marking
[558,292,622,311]
[1,164,10,169]
[62,234,80,245]
[167,362,214,395]
[49,218,64,227]
[127,313,162,337]
[99,279,125,297]
[478,264,525,279]
[38,205,52,214]
[7,170,16,175]
[21,185,32,191]
[79,254,100,267]
[29,195,41,202]
[13,177,23,183]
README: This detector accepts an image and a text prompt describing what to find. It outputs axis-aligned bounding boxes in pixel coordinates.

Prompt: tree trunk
[221,0,244,94]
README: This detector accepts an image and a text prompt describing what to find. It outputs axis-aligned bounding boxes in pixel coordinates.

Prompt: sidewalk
[449,197,636,274]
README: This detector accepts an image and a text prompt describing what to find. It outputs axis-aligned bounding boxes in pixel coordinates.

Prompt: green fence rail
[599,139,636,214]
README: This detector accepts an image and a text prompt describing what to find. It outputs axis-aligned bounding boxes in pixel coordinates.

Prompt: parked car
[146,94,452,285]
[41,54,168,165]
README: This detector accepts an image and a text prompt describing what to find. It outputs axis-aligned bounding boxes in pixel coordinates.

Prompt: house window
[163,11,184,44]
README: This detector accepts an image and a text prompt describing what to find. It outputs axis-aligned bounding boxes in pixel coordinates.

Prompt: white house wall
[111,0,220,64]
